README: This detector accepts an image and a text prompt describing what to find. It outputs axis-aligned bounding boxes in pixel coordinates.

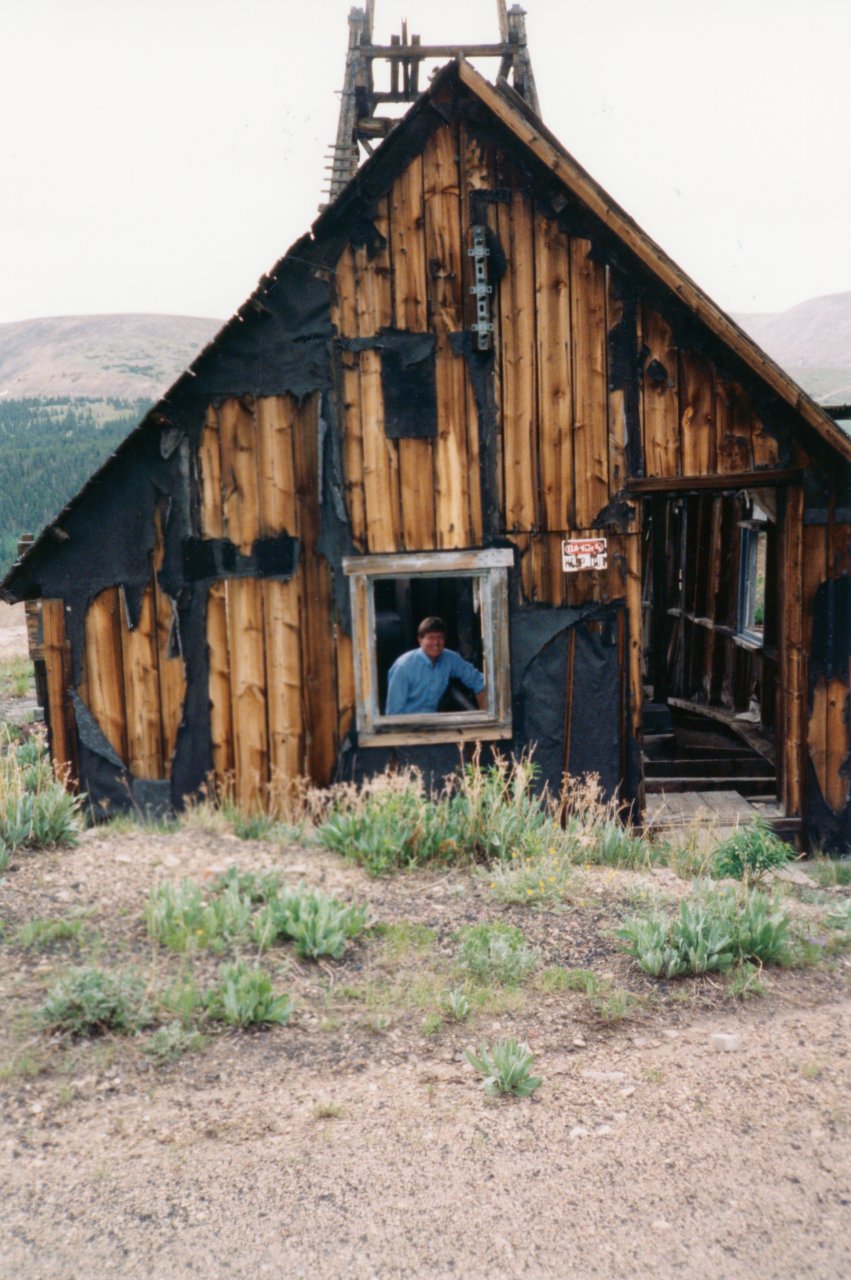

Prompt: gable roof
[454,59,851,463]
[4,58,850,600]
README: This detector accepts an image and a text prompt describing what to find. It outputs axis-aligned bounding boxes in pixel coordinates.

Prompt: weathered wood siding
[197,393,335,805]
[74,517,187,787]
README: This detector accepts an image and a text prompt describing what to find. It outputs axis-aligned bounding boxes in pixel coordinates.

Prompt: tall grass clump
[618,882,792,978]
[0,731,82,854]
[557,774,655,869]
[318,752,560,876]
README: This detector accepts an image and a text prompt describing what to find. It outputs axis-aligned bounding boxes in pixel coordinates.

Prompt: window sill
[359,719,513,748]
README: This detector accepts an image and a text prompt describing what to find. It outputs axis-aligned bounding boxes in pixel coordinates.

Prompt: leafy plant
[484,844,573,904]
[16,916,90,949]
[466,1039,541,1098]
[826,899,851,933]
[145,878,253,952]
[456,922,537,987]
[0,731,82,852]
[207,962,292,1027]
[212,865,282,903]
[253,884,367,959]
[712,820,793,884]
[318,773,465,875]
[443,989,470,1021]
[38,967,152,1037]
[421,1012,444,1036]
[142,1021,206,1064]
[618,883,791,978]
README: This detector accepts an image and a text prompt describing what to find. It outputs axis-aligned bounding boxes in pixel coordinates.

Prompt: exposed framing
[342,548,513,746]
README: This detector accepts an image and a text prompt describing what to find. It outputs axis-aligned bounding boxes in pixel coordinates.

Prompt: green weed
[618,883,792,978]
[0,732,82,852]
[484,844,573,904]
[207,962,292,1027]
[725,961,767,1000]
[712,820,793,884]
[808,858,851,889]
[421,1011,444,1036]
[142,1022,206,1064]
[443,989,471,1021]
[38,967,153,1037]
[374,921,436,963]
[16,916,90,950]
[466,1039,541,1098]
[253,884,367,959]
[455,922,537,987]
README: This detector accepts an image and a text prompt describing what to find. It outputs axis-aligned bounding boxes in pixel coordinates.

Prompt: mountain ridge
[0,313,223,402]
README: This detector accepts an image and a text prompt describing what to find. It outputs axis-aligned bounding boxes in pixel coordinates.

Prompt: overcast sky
[2,0,849,325]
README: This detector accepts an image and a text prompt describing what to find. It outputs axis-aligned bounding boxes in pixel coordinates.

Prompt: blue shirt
[385,647,485,715]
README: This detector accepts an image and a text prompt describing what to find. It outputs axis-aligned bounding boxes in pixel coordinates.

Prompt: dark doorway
[641,489,780,808]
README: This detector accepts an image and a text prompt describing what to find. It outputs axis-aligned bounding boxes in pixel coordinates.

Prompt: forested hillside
[0,398,150,576]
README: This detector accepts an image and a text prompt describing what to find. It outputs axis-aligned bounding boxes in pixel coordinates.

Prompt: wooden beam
[626,469,802,495]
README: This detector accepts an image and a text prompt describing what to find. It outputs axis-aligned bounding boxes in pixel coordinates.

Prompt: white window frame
[342,548,513,747]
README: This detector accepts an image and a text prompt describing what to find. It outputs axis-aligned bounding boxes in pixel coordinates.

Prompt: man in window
[385,616,486,715]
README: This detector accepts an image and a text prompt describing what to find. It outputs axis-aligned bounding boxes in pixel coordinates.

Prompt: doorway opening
[641,489,785,830]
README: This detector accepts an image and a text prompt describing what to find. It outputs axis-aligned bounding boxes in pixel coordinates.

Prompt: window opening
[343,548,513,746]
[738,496,769,647]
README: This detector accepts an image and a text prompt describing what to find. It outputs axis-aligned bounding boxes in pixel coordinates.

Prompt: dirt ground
[1,807,849,1280]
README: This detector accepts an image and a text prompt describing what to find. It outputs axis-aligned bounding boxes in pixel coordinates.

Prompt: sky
[1,0,850,325]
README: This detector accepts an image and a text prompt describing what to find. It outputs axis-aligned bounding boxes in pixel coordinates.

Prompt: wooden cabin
[2,58,850,851]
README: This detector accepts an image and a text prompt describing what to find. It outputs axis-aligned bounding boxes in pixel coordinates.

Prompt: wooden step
[645,776,777,796]
[644,756,774,779]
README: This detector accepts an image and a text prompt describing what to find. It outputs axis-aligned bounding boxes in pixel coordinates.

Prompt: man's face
[418,630,446,660]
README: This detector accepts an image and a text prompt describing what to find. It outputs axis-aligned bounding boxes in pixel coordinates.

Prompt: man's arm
[385,661,410,715]
[476,688,487,710]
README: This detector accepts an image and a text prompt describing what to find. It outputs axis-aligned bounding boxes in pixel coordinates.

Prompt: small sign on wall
[562,536,608,572]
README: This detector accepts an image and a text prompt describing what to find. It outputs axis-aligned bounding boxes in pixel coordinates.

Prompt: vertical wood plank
[458,122,495,543]
[207,580,234,783]
[334,246,368,550]
[679,350,715,474]
[605,268,627,502]
[256,396,298,536]
[218,395,268,805]
[120,584,163,779]
[256,395,304,786]
[423,121,472,547]
[624,528,644,797]
[261,578,304,786]
[641,306,680,477]
[227,577,268,809]
[496,187,537,534]
[83,587,128,764]
[536,210,572,545]
[293,394,339,783]
[355,196,401,553]
[219,397,261,553]
[197,405,223,537]
[390,153,436,551]
[41,599,72,775]
[780,486,804,817]
[151,509,186,779]
[570,238,609,526]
